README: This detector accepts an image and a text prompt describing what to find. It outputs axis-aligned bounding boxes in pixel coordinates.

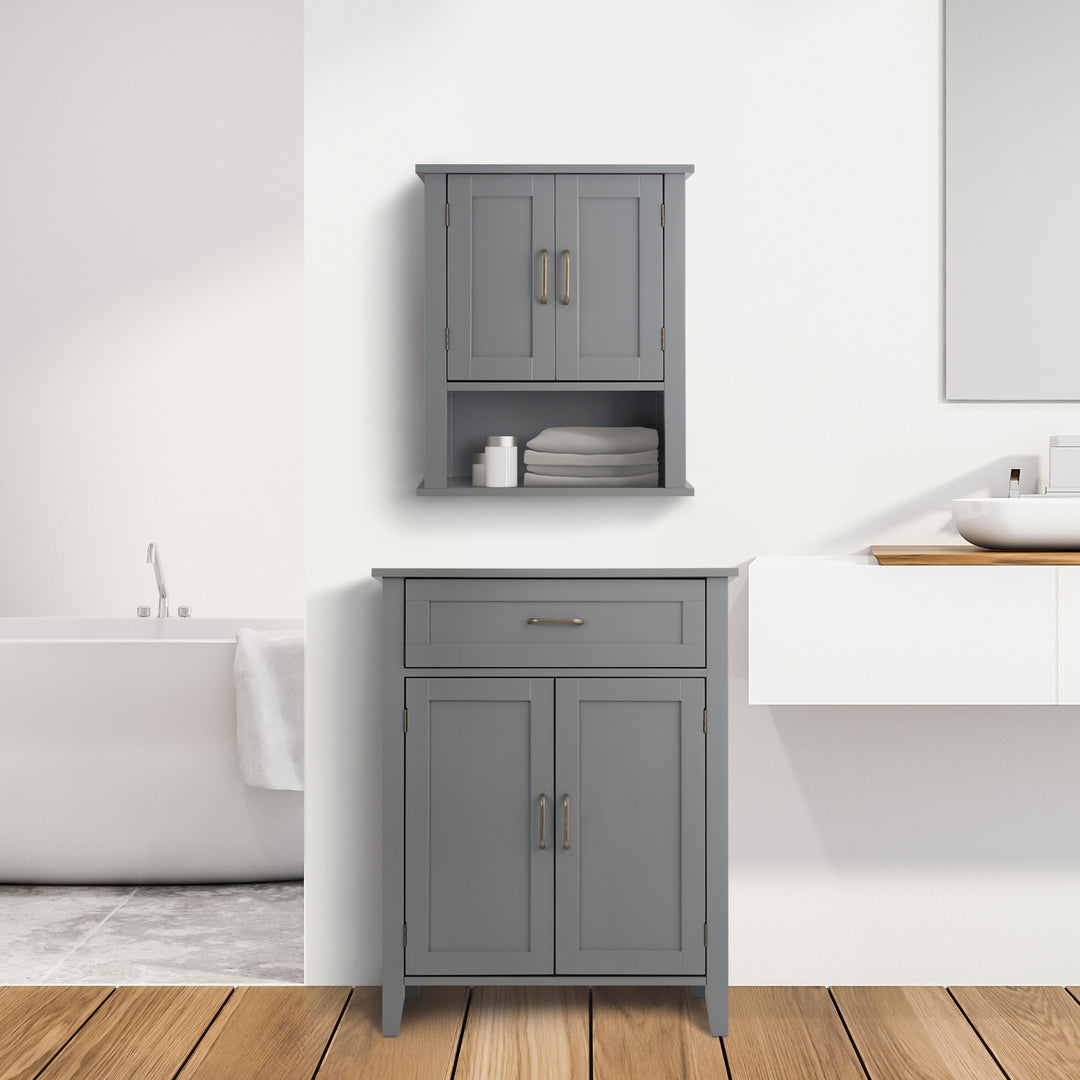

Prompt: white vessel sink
[951,496,1080,550]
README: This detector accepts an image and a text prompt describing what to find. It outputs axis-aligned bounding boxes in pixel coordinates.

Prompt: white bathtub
[0,618,304,884]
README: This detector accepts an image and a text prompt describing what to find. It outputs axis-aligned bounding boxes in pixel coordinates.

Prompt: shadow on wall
[381,181,426,491]
[367,177,690,538]
[727,457,1044,686]
[304,581,383,980]
[811,455,1042,552]
[745,703,1080,865]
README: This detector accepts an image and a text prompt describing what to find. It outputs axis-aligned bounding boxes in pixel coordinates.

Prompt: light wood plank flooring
[6,985,1080,1079]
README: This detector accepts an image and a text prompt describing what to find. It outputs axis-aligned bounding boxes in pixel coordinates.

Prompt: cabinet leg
[382,984,405,1037]
[405,985,420,998]
[705,985,728,1037]
[691,985,706,998]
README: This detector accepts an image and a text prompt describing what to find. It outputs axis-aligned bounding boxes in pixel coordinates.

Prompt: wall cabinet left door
[447,175,556,381]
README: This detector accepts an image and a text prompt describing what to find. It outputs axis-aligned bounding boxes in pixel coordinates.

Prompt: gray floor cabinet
[373,568,737,1037]
[415,164,694,495]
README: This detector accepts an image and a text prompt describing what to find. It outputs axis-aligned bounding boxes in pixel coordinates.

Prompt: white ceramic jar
[483,435,517,487]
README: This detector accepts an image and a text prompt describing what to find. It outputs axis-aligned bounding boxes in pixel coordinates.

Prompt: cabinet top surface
[415,163,694,176]
[372,567,736,580]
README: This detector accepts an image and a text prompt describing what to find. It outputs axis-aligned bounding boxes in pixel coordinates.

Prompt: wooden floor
[5,985,1080,1079]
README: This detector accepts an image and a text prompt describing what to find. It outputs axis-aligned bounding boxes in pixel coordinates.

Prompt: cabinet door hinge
[445,327,449,351]
[703,707,707,734]
[661,327,666,352]
[661,202,666,227]
[704,923,708,947]
[403,923,407,947]
[445,202,449,227]
[403,708,408,734]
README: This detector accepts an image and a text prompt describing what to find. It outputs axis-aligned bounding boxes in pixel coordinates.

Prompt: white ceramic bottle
[471,453,486,487]
[483,435,517,487]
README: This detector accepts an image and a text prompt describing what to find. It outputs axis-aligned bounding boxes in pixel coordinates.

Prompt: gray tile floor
[0,882,303,984]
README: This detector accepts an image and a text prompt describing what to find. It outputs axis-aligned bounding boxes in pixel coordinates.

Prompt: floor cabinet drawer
[404,578,705,668]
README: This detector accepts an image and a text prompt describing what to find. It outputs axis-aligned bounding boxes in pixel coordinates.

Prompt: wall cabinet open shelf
[415,164,694,496]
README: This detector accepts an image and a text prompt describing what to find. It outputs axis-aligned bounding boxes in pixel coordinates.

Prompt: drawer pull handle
[526,617,584,626]
[562,794,570,849]
[540,249,548,305]
[563,249,571,305]
[539,794,547,849]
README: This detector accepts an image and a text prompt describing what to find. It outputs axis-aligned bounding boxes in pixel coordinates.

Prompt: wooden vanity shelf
[872,545,1080,565]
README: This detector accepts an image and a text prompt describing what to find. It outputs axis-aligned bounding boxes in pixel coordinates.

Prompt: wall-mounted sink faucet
[147,542,169,617]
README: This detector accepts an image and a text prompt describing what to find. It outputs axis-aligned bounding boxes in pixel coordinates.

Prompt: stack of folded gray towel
[523,426,659,487]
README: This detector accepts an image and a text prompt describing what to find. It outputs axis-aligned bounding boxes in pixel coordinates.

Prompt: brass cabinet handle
[526,617,584,626]
[540,250,548,304]
[562,250,570,305]
[562,794,570,849]
[539,794,547,849]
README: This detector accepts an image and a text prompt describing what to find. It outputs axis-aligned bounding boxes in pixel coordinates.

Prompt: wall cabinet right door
[447,173,664,382]
[554,174,664,381]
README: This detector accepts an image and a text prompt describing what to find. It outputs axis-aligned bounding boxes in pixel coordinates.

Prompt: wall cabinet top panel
[417,163,694,176]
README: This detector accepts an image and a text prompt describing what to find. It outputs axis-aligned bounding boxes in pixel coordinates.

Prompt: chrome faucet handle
[177,606,192,618]
[1009,467,1021,499]
[137,606,151,617]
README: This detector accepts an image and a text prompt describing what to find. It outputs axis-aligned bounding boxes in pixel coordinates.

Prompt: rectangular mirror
[946,0,1080,400]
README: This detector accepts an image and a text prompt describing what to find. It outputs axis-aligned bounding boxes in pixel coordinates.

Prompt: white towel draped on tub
[234,628,304,790]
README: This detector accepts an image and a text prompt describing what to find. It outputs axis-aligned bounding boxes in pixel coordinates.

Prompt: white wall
[305,0,1080,984]
[0,0,303,618]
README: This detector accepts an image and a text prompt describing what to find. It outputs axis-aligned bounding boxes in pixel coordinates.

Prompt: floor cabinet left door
[403,677,555,976]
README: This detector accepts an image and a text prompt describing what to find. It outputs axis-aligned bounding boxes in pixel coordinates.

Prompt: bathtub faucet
[147,542,168,617]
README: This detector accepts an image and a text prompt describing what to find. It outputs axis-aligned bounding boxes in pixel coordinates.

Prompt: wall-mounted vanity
[749,554,1080,704]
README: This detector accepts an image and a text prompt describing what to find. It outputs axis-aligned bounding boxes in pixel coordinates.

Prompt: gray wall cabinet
[373,567,736,1037]
[415,164,694,495]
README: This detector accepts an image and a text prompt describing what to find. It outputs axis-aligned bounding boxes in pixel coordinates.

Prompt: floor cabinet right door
[555,678,706,976]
